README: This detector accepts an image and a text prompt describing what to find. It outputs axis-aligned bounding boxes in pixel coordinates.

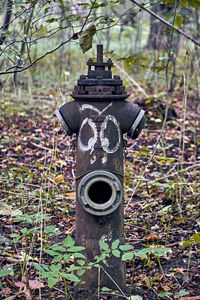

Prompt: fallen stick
[179,297,200,300]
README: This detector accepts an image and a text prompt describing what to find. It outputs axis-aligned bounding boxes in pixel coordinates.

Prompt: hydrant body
[55,45,145,295]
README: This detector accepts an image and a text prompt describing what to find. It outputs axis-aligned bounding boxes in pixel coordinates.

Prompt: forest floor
[0,87,199,300]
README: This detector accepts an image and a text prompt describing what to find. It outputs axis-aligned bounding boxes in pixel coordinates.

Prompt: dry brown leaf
[162,285,171,292]
[66,192,75,198]
[175,267,185,274]
[145,235,159,241]
[54,174,64,183]
[15,145,22,152]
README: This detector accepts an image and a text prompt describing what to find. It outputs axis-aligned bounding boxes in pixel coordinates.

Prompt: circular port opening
[88,180,112,204]
[78,170,123,216]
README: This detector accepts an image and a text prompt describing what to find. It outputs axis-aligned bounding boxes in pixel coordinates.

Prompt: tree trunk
[13,6,34,84]
[0,0,13,82]
[147,3,171,50]
[0,0,13,46]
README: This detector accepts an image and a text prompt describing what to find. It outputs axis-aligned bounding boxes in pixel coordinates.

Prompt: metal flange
[78,170,123,216]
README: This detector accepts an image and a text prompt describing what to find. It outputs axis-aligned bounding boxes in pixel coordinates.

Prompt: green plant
[181,232,200,271]
[182,232,200,248]
[34,263,80,288]
[0,269,13,289]
[90,239,172,298]
[34,235,86,288]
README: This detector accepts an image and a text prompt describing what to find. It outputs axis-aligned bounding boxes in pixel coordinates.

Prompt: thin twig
[0,1,98,76]
[101,267,128,299]
[125,1,182,212]
[146,163,200,183]
[130,0,200,47]
[0,36,74,75]
[29,141,56,151]
[114,60,149,97]
[80,0,97,33]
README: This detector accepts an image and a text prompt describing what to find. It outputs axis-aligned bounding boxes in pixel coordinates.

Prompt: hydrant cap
[71,44,129,101]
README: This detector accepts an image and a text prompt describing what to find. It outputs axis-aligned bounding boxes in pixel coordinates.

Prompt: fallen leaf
[175,268,185,274]
[0,203,22,217]
[15,282,25,288]
[15,279,44,289]
[66,192,75,198]
[162,284,171,292]
[15,145,22,152]
[145,235,158,241]
[54,174,64,183]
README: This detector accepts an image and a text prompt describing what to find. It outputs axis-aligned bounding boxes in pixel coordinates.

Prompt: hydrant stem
[97,44,103,63]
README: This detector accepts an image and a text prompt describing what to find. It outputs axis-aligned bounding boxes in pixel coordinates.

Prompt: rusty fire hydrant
[55,45,145,296]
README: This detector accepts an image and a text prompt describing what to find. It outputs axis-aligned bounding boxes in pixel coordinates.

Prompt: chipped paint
[101,155,107,164]
[90,155,97,164]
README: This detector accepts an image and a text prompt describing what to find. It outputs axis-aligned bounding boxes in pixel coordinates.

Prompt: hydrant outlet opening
[88,180,112,204]
[78,170,123,216]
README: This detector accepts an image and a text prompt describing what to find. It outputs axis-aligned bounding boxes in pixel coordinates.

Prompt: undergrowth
[0,42,200,299]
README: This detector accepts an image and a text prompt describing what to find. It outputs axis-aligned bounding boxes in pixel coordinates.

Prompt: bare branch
[0,0,98,76]
[13,5,35,82]
[0,36,74,75]
[80,0,97,32]
[0,3,35,31]
[130,0,200,47]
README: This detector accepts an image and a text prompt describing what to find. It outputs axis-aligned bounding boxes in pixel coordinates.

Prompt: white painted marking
[78,117,98,153]
[90,155,97,164]
[100,115,121,153]
[81,102,113,115]
[78,103,121,164]
[102,156,107,164]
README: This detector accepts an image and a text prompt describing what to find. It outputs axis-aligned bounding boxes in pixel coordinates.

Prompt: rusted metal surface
[57,100,144,179]
[55,44,146,297]
[75,188,126,295]
[56,101,80,135]
[71,44,128,100]
[75,101,124,179]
